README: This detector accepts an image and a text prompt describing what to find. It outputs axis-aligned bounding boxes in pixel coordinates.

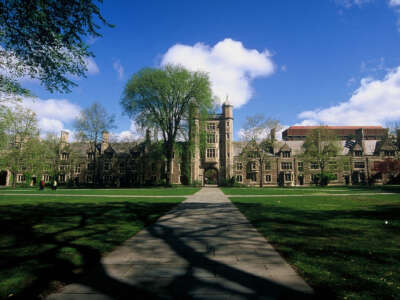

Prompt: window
[251,161,257,169]
[328,161,337,170]
[281,162,292,170]
[310,162,319,169]
[285,173,291,181]
[354,162,365,169]
[61,152,69,160]
[298,162,304,172]
[311,174,318,183]
[131,162,137,171]
[265,162,271,170]
[119,162,125,170]
[104,162,111,170]
[59,174,65,183]
[265,174,271,182]
[104,175,112,182]
[86,175,93,183]
[236,175,242,182]
[384,150,395,157]
[207,123,216,131]
[207,134,216,143]
[43,175,50,182]
[87,152,94,160]
[75,165,81,174]
[17,174,26,183]
[227,121,230,127]
[282,151,290,158]
[226,133,230,139]
[59,165,66,171]
[207,148,216,158]
[152,163,156,171]
[354,151,363,157]
[344,161,350,171]
[236,162,242,170]
[247,172,257,182]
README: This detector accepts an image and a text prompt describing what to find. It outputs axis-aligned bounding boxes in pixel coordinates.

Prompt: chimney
[102,131,109,144]
[101,131,109,153]
[270,128,276,142]
[61,131,69,143]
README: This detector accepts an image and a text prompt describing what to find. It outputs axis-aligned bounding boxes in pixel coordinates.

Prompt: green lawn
[222,185,400,195]
[230,194,400,299]
[0,195,185,299]
[0,186,200,196]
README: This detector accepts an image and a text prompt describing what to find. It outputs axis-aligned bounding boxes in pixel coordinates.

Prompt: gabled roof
[352,143,363,151]
[280,143,291,151]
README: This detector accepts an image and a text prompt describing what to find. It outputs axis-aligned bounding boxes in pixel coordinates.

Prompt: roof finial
[225,94,230,105]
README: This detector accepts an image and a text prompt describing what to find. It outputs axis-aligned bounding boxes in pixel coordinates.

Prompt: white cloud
[298,66,400,125]
[335,0,373,8]
[84,57,100,75]
[161,38,275,108]
[389,0,400,7]
[113,60,124,80]
[14,97,82,135]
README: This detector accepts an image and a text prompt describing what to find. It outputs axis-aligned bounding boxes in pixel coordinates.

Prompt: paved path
[47,188,313,300]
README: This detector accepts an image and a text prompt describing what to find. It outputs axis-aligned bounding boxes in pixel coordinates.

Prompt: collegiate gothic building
[2,103,399,187]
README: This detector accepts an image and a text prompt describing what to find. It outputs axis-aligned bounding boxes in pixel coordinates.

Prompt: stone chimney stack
[222,95,233,119]
[101,131,109,153]
[270,128,276,142]
[61,131,69,143]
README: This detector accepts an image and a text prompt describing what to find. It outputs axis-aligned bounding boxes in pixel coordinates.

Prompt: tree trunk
[12,170,16,188]
[165,142,173,186]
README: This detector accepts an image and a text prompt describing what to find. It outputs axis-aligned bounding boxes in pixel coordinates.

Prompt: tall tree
[301,127,341,186]
[373,158,400,184]
[240,114,281,187]
[0,0,113,95]
[121,65,212,186]
[73,102,115,185]
[0,105,42,187]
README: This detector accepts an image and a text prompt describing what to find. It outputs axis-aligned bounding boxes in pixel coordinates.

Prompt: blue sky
[20,0,400,140]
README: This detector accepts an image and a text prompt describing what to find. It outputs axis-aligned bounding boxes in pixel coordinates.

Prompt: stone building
[1,103,399,187]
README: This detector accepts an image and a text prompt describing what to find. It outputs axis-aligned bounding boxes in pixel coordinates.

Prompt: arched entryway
[204,168,218,185]
[0,170,8,186]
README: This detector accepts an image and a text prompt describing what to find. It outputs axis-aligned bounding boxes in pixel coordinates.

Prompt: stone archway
[0,170,8,186]
[204,168,218,185]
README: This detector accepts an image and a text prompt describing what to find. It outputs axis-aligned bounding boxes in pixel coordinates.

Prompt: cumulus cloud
[15,97,82,135]
[297,66,400,125]
[113,60,124,80]
[161,38,275,108]
[115,121,142,141]
[335,0,373,8]
[390,0,400,7]
[84,57,100,75]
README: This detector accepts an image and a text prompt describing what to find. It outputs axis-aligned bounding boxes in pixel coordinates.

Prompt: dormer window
[207,123,216,131]
[354,151,362,157]
[61,153,69,160]
[282,151,291,158]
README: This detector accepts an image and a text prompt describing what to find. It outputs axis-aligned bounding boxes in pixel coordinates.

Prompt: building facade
[2,103,399,187]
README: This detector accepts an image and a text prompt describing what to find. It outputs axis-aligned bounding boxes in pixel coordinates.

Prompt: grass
[230,194,400,299]
[0,186,200,196]
[0,194,185,299]
[221,185,400,195]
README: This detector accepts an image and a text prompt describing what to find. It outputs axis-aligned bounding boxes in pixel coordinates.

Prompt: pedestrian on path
[52,180,57,190]
[39,180,45,190]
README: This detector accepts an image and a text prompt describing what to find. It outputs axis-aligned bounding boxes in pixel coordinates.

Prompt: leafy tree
[0,0,113,95]
[301,127,341,186]
[0,106,42,187]
[373,158,400,184]
[121,65,213,186]
[239,115,281,187]
[73,102,115,185]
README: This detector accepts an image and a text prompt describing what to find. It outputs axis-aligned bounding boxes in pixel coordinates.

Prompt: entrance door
[204,168,218,185]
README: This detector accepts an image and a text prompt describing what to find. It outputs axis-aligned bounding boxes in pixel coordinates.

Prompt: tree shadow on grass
[0,201,178,299]
[0,201,317,300]
[233,202,400,299]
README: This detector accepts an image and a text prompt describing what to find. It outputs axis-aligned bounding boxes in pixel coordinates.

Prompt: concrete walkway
[47,188,313,300]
